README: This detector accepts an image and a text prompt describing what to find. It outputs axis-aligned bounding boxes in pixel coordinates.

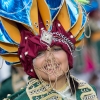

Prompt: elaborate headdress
[0,0,98,77]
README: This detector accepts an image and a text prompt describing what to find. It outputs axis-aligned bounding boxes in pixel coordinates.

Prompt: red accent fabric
[18,17,76,78]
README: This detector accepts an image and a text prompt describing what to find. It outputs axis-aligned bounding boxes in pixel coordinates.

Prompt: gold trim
[70,5,82,37]
[26,78,63,100]
[76,27,85,41]
[0,54,20,62]
[72,76,98,100]
[37,0,51,31]
[30,0,39,35]
[57,1,71,31]
[75,39,84,47]
[0,41,18,52]
[1,17,21,44]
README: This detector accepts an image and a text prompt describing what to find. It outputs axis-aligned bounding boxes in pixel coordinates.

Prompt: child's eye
[37,51,45,56]
[53,47,62,51]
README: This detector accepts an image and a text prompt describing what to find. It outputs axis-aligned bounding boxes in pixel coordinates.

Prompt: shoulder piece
[72,76,98,100]
[26,78,64,100]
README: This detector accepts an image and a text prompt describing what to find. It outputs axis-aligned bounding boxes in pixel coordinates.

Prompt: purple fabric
[18,17,76,78]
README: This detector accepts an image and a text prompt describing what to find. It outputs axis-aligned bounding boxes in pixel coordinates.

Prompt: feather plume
[77,0,90,4]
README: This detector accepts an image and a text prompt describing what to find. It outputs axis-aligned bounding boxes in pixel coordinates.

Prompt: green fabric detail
[32,90,64,100]
[76,88,91,100]
[27,78,64,100]
[15,91,29,100]
[76,84,97,100]
[3,78,97,100]
[76,89,82,100]
[90,84,97,94]
[28,81,41,90]
[7,88,26,100]
[0,77,14,100]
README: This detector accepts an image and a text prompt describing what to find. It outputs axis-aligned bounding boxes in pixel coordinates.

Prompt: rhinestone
[41,28,44,30]
[36,97,39,100]
[3,99,7,100]
[46,20,49,23]
[25,37,28,40]
[36,25,38,28]
[70,35,74,38]
[20,55,22,58]
[30,91,33,95]
[46,24,49,27]
[58,23,61,27]
[37,82,40,85]
[92,95,95,97]
[30,69,33,72]
[89,96,91,99]
[86,88,89,92]
[41,30,53,45]
[25,51,28,56]
[7,94,11,97]
[34,22,37,25]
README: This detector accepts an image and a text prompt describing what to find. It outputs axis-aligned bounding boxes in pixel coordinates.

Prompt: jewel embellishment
[41,30,53,45]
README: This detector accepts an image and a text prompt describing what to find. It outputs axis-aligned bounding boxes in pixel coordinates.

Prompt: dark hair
[67,72,79,95]
[70,76,79,95]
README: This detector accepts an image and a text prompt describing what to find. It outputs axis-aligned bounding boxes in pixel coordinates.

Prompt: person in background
[0,66,28,100]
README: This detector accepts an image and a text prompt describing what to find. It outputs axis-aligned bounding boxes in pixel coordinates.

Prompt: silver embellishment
[70,35,74,38]
[20,55,22,58]
[46,20,49,23]
[58,23,61,27]
[83,94,96,100]
[41,30,53,45]
[46,24,49,27]
[25,37,28,40]
[30,69,33,72]
[36,25,38,28]
[36,96,39,100]
[25,51,28,56]
[34,22,37,25]
[41,28,44,30]
[52,32,74,50]
[7,94,11,97]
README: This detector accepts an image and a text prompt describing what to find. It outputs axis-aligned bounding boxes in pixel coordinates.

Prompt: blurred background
[0,0,100,99]
[72,0,100,99]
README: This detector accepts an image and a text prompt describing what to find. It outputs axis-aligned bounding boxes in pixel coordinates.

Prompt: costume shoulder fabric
[5,77,98,100]
[73,76,98,100]
[3,88,29,100]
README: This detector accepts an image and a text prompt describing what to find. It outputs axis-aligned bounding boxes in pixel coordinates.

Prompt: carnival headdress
[0,0,98,77]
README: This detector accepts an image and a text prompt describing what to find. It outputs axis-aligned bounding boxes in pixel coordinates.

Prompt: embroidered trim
[26,78,63,100]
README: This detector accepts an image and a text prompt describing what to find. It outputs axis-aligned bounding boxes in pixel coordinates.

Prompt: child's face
[33,46,69,82]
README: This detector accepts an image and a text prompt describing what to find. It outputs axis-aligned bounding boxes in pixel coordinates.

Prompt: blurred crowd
[72,7,100,99]
[0,57,28,99]
[0,1,100,100]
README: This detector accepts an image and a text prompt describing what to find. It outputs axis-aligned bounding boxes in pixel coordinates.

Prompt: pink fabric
[84,52,95,73]
[18,15,76,78]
